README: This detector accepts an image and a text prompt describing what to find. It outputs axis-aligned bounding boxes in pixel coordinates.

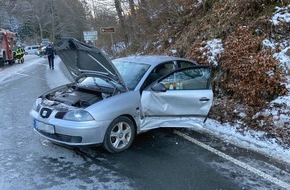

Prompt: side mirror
[151,83,166,92]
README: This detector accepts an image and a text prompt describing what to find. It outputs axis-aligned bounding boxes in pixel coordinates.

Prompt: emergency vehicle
[0,28,16,66]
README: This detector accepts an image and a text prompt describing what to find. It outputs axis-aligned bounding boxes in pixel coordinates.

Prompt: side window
[154,62,175,76]
[159,67,211,90]
[178,61,196,68]
[141,62,176,92]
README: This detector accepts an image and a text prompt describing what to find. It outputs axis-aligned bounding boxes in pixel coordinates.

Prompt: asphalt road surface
[0,55,289,190]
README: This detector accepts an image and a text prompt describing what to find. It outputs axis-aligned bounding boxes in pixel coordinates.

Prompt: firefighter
[15,46,25,63]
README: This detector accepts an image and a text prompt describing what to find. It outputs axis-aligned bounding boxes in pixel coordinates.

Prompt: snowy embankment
[191,5,290,165]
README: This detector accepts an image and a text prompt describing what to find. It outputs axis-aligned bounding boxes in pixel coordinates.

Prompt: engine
[46,86,112,108]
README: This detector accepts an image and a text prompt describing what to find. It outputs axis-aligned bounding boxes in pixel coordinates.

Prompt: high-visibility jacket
[16,48,24,56]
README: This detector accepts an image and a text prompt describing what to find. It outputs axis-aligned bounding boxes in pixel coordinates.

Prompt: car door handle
[199,97,210,102]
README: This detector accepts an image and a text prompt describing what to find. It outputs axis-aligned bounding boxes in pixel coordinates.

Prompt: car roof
[112,55,198,67]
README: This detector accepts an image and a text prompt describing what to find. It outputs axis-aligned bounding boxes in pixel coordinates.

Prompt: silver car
[30,38,213,153]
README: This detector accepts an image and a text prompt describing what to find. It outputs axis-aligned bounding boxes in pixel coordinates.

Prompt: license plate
[34,119,55,134]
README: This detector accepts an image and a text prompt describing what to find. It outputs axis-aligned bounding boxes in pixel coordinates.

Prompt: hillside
[121,1,290,148]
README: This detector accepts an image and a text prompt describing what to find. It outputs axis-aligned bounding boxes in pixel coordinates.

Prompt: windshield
[77,77,125,92]
[113,60,150,90]
[79,77,113,88]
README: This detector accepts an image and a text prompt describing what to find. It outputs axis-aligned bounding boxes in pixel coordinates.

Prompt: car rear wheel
[103,116,135,153]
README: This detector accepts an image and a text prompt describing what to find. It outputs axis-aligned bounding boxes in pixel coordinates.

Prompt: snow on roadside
[256,4,290,148]
[194,6,290,165]
[192,119,290,165]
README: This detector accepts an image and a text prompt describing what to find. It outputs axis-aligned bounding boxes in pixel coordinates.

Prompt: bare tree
[114,0,129,45]
[128,0,137,41]
[26,0,50,42]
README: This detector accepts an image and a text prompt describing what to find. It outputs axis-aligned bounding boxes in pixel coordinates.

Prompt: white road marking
[174,130,290,190]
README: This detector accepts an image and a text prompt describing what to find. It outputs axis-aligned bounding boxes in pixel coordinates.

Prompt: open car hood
[54,38,126,88]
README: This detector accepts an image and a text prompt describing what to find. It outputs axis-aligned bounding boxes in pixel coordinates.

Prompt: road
[0,55,289,190]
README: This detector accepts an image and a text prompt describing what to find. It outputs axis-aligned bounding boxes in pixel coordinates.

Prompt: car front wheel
[103,116,136,153]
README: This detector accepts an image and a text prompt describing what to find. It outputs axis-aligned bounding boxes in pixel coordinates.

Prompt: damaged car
[30,38,213,153]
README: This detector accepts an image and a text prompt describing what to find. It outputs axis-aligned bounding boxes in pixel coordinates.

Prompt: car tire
[0,58,4,66]
[103,116,136,153]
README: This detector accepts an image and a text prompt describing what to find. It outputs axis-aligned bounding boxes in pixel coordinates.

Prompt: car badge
[42,110,47,117]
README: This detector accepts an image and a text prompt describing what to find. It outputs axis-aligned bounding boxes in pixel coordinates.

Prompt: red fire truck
[0,28,16,66]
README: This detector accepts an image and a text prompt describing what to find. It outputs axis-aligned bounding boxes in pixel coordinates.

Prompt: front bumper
[30,109,111,146]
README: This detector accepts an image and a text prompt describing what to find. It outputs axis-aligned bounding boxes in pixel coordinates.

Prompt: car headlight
[63,110,94,121]
[32,98,42,111]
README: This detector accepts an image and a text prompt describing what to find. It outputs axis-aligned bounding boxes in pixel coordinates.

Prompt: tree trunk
[138,0,151,26]
[128,0,136,41]
[50,0,55,42]
[114,0,128,45]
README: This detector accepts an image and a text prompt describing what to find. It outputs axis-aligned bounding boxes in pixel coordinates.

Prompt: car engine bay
[44,85,113,108]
